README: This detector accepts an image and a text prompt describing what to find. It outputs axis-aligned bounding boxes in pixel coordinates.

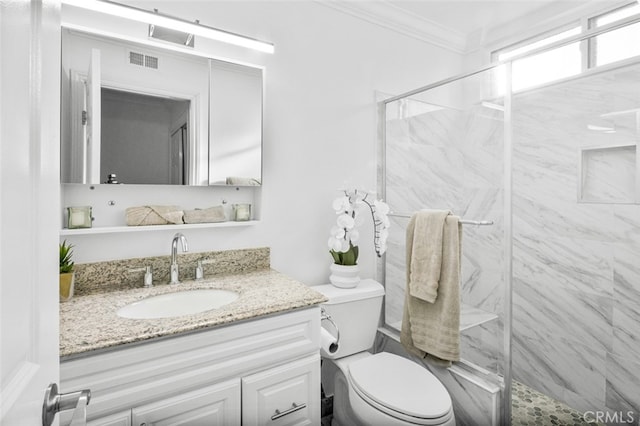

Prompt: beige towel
[125,205,184,226]
[183,206,225,224]
[400,210,462,364]
[407,209,451,303]
[226,176,261,186]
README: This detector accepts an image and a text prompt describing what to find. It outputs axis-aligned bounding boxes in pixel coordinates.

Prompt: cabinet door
[88,411,132,426]
[131,379,241,426]
[242,355,320,426]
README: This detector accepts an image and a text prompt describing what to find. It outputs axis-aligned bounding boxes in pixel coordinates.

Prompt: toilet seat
[347,352,453,425]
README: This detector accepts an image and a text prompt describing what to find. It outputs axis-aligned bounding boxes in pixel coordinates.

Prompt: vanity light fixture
[61,0,275,54]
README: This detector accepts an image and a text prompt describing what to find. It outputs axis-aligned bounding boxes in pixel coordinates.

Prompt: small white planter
[329,264,361,288]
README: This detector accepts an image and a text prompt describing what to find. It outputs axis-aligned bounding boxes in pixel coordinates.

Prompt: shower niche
[579,105,640,204]
[578,143,639,204]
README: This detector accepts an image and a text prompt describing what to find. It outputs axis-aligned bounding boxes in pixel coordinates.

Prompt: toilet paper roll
[321,327,339,355]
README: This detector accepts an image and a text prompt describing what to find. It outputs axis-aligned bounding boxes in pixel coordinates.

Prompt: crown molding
[315,0,468,54]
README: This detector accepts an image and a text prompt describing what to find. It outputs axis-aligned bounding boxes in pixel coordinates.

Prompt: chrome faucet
[170,233,188,284]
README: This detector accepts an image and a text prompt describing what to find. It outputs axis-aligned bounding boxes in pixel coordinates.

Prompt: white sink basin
[117,289,239,319]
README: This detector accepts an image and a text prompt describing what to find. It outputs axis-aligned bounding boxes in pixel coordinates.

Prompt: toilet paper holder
[320,307,340,345]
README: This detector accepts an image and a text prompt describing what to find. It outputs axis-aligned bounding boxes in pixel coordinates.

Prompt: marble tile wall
[510,62,640,421]
[383,60,640,422]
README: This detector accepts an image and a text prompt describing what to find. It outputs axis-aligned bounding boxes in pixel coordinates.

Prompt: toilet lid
[348,352,452,420]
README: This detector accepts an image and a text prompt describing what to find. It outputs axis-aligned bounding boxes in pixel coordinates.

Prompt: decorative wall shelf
[59,220,258,236]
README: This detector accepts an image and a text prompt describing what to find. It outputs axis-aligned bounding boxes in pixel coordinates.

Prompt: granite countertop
[60,268,327,358]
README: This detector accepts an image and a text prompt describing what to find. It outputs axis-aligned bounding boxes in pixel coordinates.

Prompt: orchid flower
[328,189,391,265]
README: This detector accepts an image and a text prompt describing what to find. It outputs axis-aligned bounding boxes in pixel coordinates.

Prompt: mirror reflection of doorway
[170,123,188,185]
[100,87,190,184]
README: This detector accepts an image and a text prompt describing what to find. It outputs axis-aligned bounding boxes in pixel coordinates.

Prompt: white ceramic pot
[329,264,361,288]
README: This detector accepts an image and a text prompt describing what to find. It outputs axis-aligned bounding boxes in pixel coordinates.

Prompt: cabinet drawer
[242,354,320,426]
[132,379,241,426]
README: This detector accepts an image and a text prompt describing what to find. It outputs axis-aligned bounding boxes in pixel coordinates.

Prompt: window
[590,3,640,67]
[497,26,581,62]
[494,1,640,92]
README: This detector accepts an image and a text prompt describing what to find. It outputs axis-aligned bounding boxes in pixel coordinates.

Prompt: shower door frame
[377,61,514,425]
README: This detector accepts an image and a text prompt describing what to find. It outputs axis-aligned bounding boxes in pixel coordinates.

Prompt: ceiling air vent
[129,51,144,67]
[144,55,158,69]
[128,51,159,70]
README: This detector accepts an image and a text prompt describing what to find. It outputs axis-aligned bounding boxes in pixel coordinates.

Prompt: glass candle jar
[67,206,92,229]
[233,204,251,221]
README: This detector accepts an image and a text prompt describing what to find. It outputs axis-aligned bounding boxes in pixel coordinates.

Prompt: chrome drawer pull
[271,402,307,420]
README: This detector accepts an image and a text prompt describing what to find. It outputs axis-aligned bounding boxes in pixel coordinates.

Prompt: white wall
[61,1,463,286]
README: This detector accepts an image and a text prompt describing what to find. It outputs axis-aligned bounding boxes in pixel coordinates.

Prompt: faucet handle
[144,266,153,287]
[195,260,204,280]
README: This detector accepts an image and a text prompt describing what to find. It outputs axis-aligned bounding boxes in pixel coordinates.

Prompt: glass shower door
[380,65,511,423]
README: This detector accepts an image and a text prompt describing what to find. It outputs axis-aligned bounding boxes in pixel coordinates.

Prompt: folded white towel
[401,210,462,363]
[183,206,225,224]
[226,176,261,186]
[125,205,184,226]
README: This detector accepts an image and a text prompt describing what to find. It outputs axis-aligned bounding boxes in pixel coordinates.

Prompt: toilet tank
[313,279,385,360]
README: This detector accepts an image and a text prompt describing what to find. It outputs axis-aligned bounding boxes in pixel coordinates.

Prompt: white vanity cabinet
[84,379,241,426]
[61,308,321,426]
[132,379,241,425]
[242,356,319,425]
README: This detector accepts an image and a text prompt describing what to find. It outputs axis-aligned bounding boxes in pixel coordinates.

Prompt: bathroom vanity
[59,268,326,425]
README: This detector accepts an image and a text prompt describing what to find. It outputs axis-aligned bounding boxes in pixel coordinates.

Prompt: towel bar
[388,212,494,226]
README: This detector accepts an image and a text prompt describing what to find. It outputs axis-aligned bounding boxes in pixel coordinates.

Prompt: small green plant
[60,240,74,274]
[330,242,359,266]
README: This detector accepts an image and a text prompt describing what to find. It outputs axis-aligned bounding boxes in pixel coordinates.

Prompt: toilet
[315,279,456,426]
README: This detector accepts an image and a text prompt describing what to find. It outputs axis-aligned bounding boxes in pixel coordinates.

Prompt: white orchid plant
[328,189,391,266]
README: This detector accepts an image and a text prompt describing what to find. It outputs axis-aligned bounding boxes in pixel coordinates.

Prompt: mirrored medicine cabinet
[60,28,263,186]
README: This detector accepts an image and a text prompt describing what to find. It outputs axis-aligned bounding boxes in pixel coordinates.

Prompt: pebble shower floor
[512,381,603,426]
